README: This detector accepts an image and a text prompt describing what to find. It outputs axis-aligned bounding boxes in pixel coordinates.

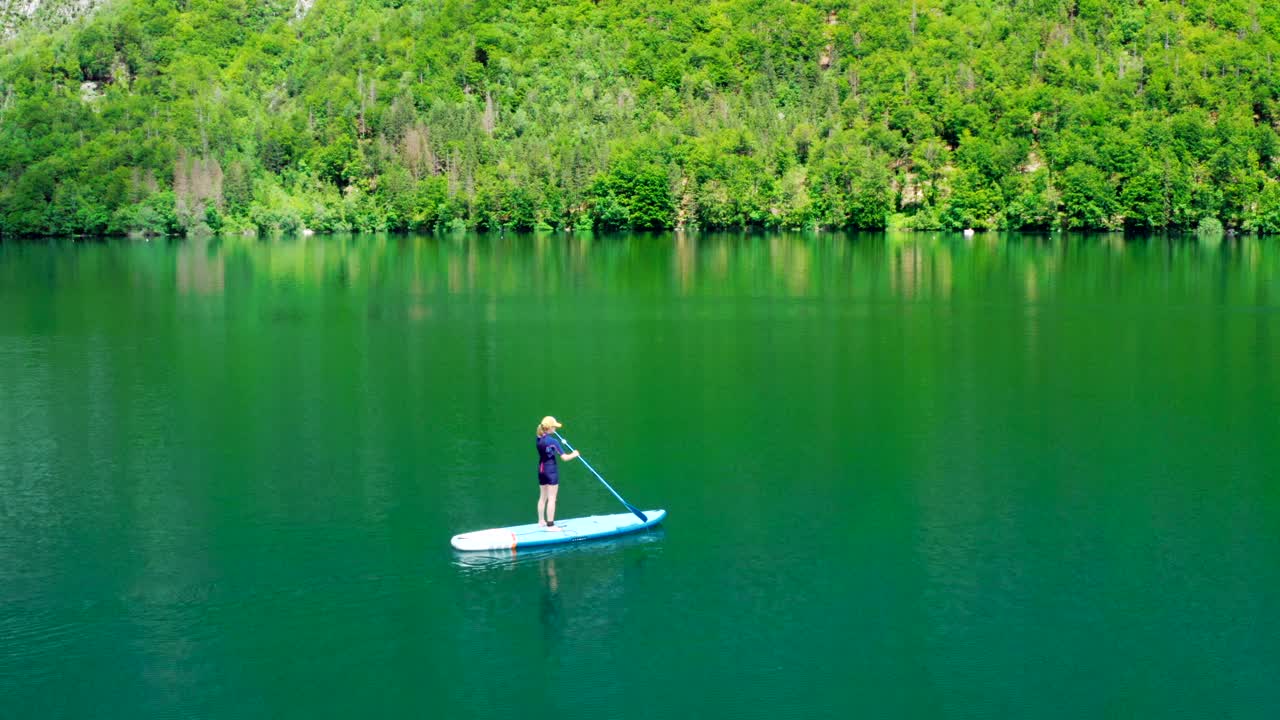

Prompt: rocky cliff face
[1,0,105,39]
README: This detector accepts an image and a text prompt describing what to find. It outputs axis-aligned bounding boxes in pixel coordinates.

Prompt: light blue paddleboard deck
[451,509,666,551]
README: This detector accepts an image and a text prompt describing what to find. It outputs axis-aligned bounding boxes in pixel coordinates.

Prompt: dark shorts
[538,473,559,486]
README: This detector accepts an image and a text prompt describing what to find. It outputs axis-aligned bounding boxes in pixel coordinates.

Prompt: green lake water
[1,232,1277,719]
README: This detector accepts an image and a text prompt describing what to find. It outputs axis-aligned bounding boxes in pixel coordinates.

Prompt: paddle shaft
[553,432,647,522]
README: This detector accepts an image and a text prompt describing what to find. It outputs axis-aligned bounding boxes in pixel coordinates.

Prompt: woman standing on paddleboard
[536,416,579,530]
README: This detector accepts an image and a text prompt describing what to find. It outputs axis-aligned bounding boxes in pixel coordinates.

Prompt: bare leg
[546,485,561,530]
[537,485,548,526]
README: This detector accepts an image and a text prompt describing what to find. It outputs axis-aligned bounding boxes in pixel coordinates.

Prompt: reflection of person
[541,556,559,594]
[539,556,560,652]
[536,416,579,530]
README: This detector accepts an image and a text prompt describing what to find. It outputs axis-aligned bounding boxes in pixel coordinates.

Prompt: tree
[1059,163,1117,230]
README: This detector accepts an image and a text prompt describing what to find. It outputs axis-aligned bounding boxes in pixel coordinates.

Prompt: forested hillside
[2,0,1279,236]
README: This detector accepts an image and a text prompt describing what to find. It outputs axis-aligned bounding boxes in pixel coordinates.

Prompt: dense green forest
[2,0,1279,236]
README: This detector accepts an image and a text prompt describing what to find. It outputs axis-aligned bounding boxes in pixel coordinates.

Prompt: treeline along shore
[2,0,1279,237]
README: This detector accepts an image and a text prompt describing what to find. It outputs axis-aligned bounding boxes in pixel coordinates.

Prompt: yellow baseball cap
[540,416,563,429]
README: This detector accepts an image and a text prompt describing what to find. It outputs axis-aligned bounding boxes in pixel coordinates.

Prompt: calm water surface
[1,232,1278,719]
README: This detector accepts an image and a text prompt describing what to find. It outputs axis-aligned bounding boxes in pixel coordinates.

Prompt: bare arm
[560,450,580,462]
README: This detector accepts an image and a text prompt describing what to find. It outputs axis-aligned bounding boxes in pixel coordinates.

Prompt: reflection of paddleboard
[451,509,667,551]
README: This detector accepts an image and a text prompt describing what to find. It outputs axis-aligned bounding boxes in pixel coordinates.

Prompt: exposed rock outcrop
[2,0,105,39]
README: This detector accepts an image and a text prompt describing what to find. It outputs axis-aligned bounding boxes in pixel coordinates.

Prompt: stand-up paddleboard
[451,509,666,552]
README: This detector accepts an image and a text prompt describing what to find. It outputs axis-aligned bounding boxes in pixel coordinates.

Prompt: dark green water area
[1,232,1277,718]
